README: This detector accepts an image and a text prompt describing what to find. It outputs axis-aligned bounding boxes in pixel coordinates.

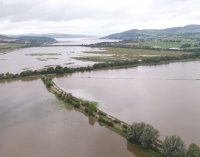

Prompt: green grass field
[139,40,197,49]
[0,43,26,54]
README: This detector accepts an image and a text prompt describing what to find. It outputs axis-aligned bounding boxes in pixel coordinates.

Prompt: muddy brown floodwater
[0,79,147,157]
[55,61,200,145]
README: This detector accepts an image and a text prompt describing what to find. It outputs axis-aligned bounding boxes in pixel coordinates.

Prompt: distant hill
[0,35,13,40]
[17,36,56,43]
[1,33,94,45]
[41,33,94,38]
[9,33,93,39]
[0,34,56,45]
[103,25,200,40]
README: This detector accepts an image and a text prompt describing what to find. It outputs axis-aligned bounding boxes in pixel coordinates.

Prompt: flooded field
[0,79,147,157]
[0,46,102,74]
[55,61,200,145]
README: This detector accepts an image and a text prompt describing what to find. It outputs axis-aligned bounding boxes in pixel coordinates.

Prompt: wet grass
[75,47,189,62]
[139,40,196,49]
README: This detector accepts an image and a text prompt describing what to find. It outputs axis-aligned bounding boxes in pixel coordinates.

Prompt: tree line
[127,122,200,157]
[1,52,200,80]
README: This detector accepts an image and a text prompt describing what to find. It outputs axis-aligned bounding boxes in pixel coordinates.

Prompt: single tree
[126,122,159,148]
[87,102,97,116]
[187,143,200,157]
[162,135,186,157]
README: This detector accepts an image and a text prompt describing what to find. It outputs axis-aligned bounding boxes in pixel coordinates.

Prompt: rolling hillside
[103,25,200,40]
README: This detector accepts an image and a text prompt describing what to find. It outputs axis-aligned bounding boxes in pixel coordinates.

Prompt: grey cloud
[0,0,199,35]
[0,0,124,22]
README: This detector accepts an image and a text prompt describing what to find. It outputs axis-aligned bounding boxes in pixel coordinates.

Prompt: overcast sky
[0,0,200,36]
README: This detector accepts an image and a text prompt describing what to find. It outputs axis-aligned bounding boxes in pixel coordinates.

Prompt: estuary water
[0,46,101,74]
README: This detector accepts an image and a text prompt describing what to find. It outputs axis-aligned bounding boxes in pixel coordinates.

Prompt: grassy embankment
[42,76,162,157]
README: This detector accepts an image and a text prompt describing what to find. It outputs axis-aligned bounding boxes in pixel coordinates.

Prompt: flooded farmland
[0,46,101,74]
[55,61,200,145]
[0,79,147,157]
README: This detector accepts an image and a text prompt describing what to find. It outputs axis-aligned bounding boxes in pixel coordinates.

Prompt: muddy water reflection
[55,61,200,145]
[0,79,147,157]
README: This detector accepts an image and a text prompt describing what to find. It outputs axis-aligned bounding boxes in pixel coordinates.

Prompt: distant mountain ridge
[0,33,94,45]
[0,35,12,40]
[17,36,56,43]
[42,33,94,38]
[8,33,93,39]
[103,24,200,40]
[0,34,56,45]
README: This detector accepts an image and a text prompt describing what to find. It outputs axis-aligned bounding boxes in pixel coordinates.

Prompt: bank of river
[0,79,147,157]
[54,60,200,145]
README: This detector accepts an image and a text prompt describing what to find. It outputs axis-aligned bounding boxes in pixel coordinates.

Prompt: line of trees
[0,65,94,80]
[1,52,200,80]
[126,122,200,157]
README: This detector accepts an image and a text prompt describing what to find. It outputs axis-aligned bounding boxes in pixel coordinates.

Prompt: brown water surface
[0,79,146,157]
[0,46,101,73]
[55,61,200,145]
